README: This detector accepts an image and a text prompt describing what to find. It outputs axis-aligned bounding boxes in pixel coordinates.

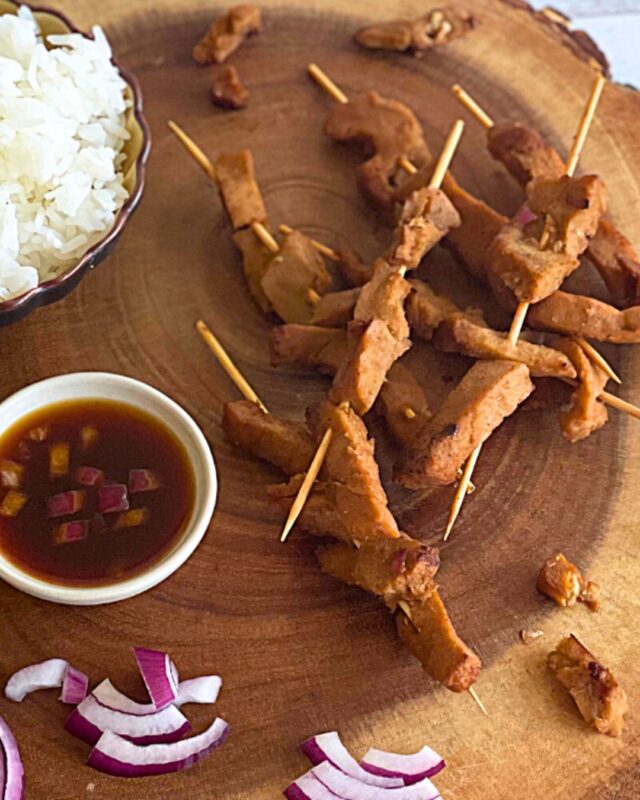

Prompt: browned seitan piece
[232,228,274,312]
[222,400,315,476]
[355,7,475,53]
[442,173,508,282]
[267,476,351,544]
[270,325,348,374]
[551,337,608,442]
[215,149,267,231]
[307,400,400,544]
[337,239,374,287]
[310,288,361,327]
[398,591,481,692]
[395,360,534,488]
[434,313,577,379]
[548,635,628,737]
[330,261,411,414]
[324,91,432,213]
[406,278,472,341]
[193,4,261,64]
[528,291,640,343]
[537,552,600,611]
[487,121,640,308]
[211,65,249,109]
[317,535,440,609]
[260,230,332,323]
[377,363,432,447]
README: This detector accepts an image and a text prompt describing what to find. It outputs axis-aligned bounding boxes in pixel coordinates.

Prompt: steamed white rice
[0,6,131,302]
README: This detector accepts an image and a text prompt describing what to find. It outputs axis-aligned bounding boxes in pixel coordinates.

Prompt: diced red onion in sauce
[47,490,84,519]
[75,466,105,487]
[301,732,403,788]
[53,520,89,545]
[359,745,445,783]
[311,761,442,799]
[0,460,24,489]
[87,717,229,777]
[133,648,179,710]
[129,469,161,494]
[59,666,89,705]
[65,695,191,746]
[5,659,69,702]
[0,714,24,800]
[97,484,129,514]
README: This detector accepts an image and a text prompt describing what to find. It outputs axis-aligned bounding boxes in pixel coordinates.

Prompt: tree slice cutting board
[1,0,639,797]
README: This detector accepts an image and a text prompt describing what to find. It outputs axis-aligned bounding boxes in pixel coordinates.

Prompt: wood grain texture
[0,1,639,798]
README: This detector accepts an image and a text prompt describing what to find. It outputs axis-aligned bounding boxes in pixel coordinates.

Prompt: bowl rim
[0,0,152,321]
[0,372,218,605]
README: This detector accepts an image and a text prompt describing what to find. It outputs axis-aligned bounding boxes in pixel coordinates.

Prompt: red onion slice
[65,695,191,746]
[87,717,229,777]
[97,484,129,514]
[129,469,161,494]
[76,466,105,487]
[175,676,222,707]
[514,204,538,227]
[284,772,340,800]
[359,746,445,784]
[301,732,403,788]
[133,648,179,710]
[5,658,69,702]
[0,714,24,800]
[47,491,84,518]
[59,667,89,705]
[92,679,158,715]
[312,762,441,800]
[53,520,89,545]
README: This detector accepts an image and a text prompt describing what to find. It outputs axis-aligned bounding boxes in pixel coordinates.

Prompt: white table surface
[530,1,639,85]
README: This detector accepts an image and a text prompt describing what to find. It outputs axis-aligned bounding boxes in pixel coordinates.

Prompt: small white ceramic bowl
[0,372,217,605]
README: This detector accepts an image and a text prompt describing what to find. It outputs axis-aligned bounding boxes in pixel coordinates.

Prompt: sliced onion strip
[0,714,24,800]
[59,667,89,705]
[133,648,179,710]
[301,732,403,788]
[284,772,339,800]
[360,745,445,784]
[87,717,229,777]
[5,659,69,702]
[65,695,190,746]
[312,761,441,800]
[175,676,222,707]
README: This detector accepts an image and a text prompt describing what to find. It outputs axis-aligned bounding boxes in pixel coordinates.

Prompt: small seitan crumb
[519,628,544,645]
[537,552,600,611]
[548,635,628,736]
[193,5,262,65]
[211,65,249,109]
[355,8,475,54]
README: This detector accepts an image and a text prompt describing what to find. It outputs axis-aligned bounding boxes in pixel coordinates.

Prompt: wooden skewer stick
[279,113,466,543]
[574,336,622,384]
[446,73,606,538]
[451,84,494,130]
[468,685,489,716]
[168,120,279,253]
[278,224,340,261]
[196,320,269,414]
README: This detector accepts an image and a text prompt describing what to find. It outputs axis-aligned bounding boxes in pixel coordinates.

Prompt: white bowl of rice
[0,1,150,324]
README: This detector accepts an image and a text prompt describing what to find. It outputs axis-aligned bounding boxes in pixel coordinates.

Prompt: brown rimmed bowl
[0,0,151,326]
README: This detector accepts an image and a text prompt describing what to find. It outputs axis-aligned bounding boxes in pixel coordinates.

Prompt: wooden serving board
[1,0,640,797]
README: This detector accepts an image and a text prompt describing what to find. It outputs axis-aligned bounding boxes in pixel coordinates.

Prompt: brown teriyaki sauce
[0,399,195,587]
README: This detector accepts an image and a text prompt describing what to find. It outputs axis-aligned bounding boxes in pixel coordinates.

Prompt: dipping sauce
[0,399,195,587]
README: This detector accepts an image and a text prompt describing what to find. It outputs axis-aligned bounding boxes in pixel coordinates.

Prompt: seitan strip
[395,360,534,487]
[317,535,439,609]
[193,4,261,64]
[586,219,640,308]
[211,65,249,109]
[355,7,475,53]
[232,228,273,312]
[537,552,600,611]
[377,363,432,447]
[215,149,267,231]
[307,400,400,544]
[434,313,577,379]
[487,122,564,186]
[337,239,374,287]
[260,230,332,324]
[406,278,466,341]
[550,337,608,442]
[267,475,351,544]
[548,635,628,737]
[310,288,361,327]
[397,591,481,692]
[528,291,640,343]
[324,91,432,213]
[270,325,348,375]
[222,400,315,476]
